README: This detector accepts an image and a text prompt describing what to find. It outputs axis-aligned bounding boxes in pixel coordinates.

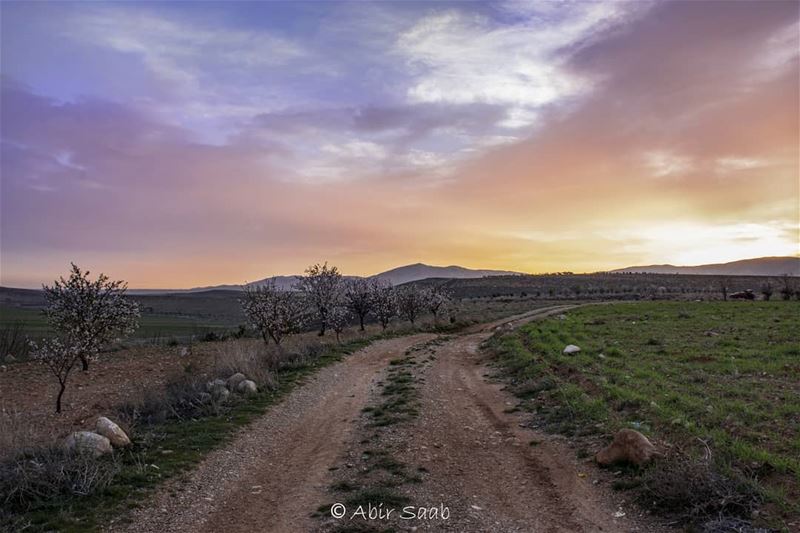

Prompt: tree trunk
[56,381,66,413]
[318,323,326,336]
[80,355,90,372]
[359,314,365,331]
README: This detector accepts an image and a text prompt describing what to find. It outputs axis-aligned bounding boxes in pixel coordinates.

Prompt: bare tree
[718,276,729,301]
[780,275,795,300]
[328,304,352,344]
[760,281,773,301]
[241,281,306,346]
[422,285,452,324]
[397,285,425,325]
[42,263,139,372]
[296,263,343,336]
[343,278,375,331]
[370,281,397,330]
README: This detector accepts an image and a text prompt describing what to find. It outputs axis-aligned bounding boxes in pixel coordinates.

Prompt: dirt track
[112,307,666,533]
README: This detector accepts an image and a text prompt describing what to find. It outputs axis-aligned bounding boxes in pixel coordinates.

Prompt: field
[488,300,800,527]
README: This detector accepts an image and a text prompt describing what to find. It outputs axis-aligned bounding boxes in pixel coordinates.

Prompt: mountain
[128,263,521,294]
[610,256,800,277]
[372,263,521,285]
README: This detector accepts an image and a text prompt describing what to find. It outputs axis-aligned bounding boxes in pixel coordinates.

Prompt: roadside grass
[487,301,799,529]
[319,338,439,532]
[1,336,377,532]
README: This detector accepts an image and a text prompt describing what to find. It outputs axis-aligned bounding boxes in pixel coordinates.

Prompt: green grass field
[0,306,236,343]
[489,301,800,521]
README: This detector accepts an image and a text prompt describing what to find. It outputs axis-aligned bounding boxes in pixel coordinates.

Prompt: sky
[1,0,798,288]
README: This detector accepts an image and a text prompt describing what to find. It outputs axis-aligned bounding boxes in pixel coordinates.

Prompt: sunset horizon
[2,0,798,288]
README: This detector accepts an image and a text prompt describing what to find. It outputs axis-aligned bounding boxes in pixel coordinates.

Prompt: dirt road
[113,307,665,533]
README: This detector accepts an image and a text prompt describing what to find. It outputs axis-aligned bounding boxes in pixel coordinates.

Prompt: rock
[64,431,113,457]
[210,384,230,401]
[563,344,581,355]
[0,365,6,372]
[556,314,567,320]
[227,372,247,391]
[4,354,15,363]
[179,347,190,357]
[236,379,258,395]
[596,429,659,467]
[206,378,226,391]
[95,417,131,448]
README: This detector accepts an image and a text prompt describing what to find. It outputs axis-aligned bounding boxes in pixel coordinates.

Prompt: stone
[95,417,131,448]
[64,431,113,457]
[236,379,258,395]
[210,384,230,401]
[4,354,15,363]
[596,429,659,467]
[227,372,247,391]
[563,344,581,355]
[179,347,190,357]
[206,378,226,391]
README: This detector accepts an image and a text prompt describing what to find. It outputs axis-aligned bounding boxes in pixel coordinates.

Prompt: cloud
[642,150,694,178]
[395,2,640,128]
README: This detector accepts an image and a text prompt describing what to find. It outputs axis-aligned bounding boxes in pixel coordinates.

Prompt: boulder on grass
[227,372,247,391]
[236,379,258,395]
[563,344,581,355]
[596,429,658,467]
[95,417,131,448]
[64,431,113,457]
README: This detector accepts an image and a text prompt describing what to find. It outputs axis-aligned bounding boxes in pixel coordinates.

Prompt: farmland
[487,300,800,529]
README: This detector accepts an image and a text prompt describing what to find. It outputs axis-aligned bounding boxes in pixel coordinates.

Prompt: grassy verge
[486,301,799,530]
[317,338,441,532]
[1,336,380,532]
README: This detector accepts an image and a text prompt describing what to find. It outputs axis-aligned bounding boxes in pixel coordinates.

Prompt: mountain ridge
[609,256,799,276]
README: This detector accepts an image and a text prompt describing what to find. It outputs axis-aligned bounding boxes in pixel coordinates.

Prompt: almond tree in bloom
[422,285,452,324]
[370,281,397,330]
[42,263,140,372]
[397,285,426,325]
[241,280,307,346]
[33,263,140,412]
[296,262,343,336]
[328,304,352,343]
[343,278,376,331]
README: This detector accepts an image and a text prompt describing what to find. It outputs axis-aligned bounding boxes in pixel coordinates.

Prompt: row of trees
[241,263,452,346]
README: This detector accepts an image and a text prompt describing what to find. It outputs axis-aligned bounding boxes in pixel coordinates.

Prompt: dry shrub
[0,408,40,462]
[0,445,120,513]
[214,340,277,387]
[117,373,222,426]
[636,452,762,528]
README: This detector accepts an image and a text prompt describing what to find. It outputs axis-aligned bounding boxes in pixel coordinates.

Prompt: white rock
[227,372,247,391]
[563,344,581,355]
[179,347,190,357]
[64,431,113,457]
[96,417,131,448]
[236,379,258,395]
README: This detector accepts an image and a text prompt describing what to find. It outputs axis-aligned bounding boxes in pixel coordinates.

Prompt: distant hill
[371,263,520,285]
[610,256,800,276]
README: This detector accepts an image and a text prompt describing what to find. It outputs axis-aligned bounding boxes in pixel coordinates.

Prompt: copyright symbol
[330,502,346,519]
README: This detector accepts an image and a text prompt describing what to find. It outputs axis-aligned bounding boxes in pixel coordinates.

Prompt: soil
[100,306,673,533]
